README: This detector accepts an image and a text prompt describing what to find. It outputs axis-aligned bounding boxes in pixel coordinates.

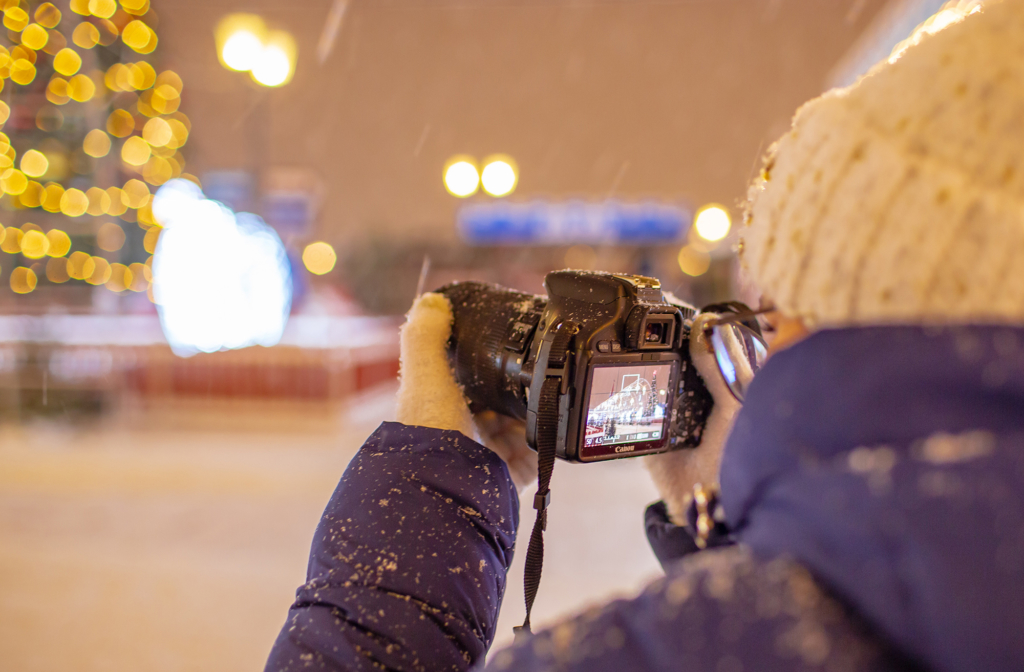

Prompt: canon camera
[438,270,717,462]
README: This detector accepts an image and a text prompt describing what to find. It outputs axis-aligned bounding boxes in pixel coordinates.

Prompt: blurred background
[0,0,956,669]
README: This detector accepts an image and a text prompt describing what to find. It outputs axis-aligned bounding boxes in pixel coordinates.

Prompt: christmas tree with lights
[0,0,190,303]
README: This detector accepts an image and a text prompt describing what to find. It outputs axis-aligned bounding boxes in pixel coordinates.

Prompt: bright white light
[444,160,480,197]
[252,44,291,87]
[694,205,731,242]
[152,179,292,357]
[222,30,264,71]
[481,160,517,197]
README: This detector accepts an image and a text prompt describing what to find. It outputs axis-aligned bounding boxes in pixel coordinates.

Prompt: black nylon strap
[514,377,560,642]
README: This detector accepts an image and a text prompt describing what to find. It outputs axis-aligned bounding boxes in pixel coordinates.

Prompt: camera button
[597,341,611,353]
[610,341,622,353]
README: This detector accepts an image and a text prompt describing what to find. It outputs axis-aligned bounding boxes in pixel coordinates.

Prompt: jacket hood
[721,325,1024,672]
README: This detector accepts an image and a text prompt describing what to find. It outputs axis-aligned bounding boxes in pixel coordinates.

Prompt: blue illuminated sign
[458,200,690,245]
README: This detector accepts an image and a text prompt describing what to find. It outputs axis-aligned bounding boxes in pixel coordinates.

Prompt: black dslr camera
[438,270,714,462]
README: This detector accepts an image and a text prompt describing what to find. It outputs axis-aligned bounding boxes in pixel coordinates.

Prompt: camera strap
[514,323,574,643]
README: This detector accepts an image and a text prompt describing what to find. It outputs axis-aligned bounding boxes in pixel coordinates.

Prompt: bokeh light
[151,179,292,356]
[20,149,49,178]
[444,157,479,197]
[122,136,151,166]
[216,14,267,72]
[97,222,126,251]
[251,31,296,87]
[86,256,111,285]
[10,267,36,294]
[20,230,50,259]
[678,245,711,277]
[693,204,731,242]
[72,22,99,48]
[67,250,95,280]
[46,229,71,256]
[302,242,337,275]
[60,188,89,216]
[83,129,111,157]
[53,48,81,76]
[46,256,70,283]
[0,227,22,253]
[35,3,61,28]
[481,156,518,197]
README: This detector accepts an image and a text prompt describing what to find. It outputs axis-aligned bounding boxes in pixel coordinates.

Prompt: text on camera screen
[583,364,672,448]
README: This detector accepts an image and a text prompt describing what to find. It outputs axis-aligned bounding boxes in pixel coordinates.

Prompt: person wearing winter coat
[266,2,1024,670]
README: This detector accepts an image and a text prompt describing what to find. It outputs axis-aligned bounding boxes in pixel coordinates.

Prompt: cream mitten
[396,292,537,492]
[644,313,752,526]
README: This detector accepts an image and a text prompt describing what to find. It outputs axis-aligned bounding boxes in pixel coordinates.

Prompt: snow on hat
[741,0,1024,327]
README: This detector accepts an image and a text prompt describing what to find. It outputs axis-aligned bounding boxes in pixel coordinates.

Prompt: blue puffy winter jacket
[266,325,1024,672]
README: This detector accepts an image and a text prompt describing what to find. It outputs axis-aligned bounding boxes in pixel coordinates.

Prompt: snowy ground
[0,385,663,671]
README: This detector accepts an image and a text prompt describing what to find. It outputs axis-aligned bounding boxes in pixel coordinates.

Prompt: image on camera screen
[583,364,672,448]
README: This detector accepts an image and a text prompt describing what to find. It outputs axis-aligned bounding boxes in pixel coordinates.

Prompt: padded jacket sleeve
[265,422,519,672]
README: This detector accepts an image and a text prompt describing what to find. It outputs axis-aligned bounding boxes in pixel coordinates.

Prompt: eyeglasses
[701,305,772,402]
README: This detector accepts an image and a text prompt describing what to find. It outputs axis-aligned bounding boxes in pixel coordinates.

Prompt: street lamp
[215,14,296,87]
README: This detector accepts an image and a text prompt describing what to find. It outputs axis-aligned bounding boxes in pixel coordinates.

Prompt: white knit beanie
[742,0,1024,327]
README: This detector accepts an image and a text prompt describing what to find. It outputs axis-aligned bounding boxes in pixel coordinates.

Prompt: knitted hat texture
[742,0,1024,326]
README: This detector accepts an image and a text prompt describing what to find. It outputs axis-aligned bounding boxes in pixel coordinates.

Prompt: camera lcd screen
[583,364,672,448]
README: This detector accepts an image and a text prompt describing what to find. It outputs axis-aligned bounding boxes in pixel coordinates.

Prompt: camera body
[440,270,713,462]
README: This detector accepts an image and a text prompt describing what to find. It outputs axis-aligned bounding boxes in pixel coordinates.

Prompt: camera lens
[437,281,546,420]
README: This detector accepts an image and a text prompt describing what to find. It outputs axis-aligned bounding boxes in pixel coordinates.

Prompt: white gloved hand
[396,292,538,492]
[644,312,752,526]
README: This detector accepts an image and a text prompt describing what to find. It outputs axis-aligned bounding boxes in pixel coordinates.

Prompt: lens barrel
[437,281,546,420]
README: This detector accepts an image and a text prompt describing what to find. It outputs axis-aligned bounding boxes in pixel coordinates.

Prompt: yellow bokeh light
[121,179,150,208]
[86,186,110,215]
[11,45,35,65]
[121,136,151,166]
[142,155,172,185]
[88,0,116,19]
[46,229,71,257]
[142,117,171,146]
[83,129,111,157]
[97,221,125,251]
[105,262,131,292]
[1,168,28,195]
[130,61,156,89]
[60,188,89,216]
[10,59,36,85]
[3,7,29,32]
[53,48,81,76]
[127,262,148,291]
[87,256,111,285]
[678,245,711,277]
[302,242,337,275]
[105,186,127,215]
[46,77,70,105]
[481,156,518,197]
[142,225,160,253]
[216,14,267,71]
[251,30,296,87]
[18,181,43,207]
[67,250,95,280]
[21,24,49,50]
[106,109,135,137]
[10,267,37,294]
[72,22,99,48]
[0,101,10,125]
[68,73,95,101]
[41,183,64,212]
[156,70,183,95]
[35,3,61,28]
[121,20,151,51]
[443,158,479,198]
[0,227,22,253]
[121,0,148,14]
[693,204,731,242]
[20,149,49,178]
[46,256,70,283]
[20,229,50,259]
